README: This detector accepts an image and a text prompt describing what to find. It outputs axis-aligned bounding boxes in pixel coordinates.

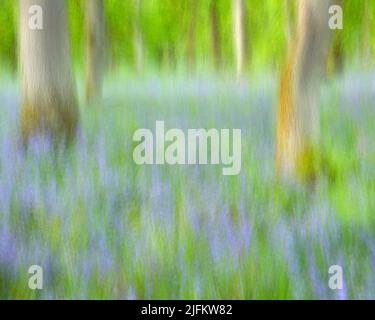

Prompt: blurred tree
[85,0,105,102]
[327,0,344,75]
[133,0,144,74]
[283,0,295,46]
[276,0,333,181]
[232,0,246,77]
[362,0,370,67]
[186,0,197,73]
[20,0,79,143]
[209,0,222,70]
[328,33,344,75]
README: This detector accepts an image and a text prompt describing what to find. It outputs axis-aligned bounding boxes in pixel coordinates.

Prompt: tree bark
[20,0,79,143]
[186,0,197,73]
[331,35,344,74]
[276,0,333,181]
[133,0,144,74]
[210,0,221,71]
[85,0,105,102]
[283,0,293,46]
[232,0,245,77]
[362,0,370,67]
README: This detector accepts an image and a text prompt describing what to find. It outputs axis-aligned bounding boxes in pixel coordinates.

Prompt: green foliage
[1,0,373,74]
[0,0,17,70]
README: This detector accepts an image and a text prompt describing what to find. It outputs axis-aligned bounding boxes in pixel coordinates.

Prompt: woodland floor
[0,73,374,299]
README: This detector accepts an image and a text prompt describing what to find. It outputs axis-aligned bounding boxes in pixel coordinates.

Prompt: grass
[0,73,374,299]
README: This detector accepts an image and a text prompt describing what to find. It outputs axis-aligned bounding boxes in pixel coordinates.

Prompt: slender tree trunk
[276,0,332,181]
[161,44,176,72]
[283,0,292,46]
[133,0,144,74]
[85,0,105,102]
[326,0,344,75]
[332,35,344,74]
[362,0,370,67]
[186,0,197,73]
[232,0,245,77]
[210,0,221,70]
[20,0,79,143]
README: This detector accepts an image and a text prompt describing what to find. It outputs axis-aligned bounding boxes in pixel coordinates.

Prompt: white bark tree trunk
[20,0,79,143]
[85,0,105,102]
[232,0,245,77]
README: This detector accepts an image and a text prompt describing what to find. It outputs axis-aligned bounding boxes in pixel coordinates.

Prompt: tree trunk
[209,0,221,71]
[331,35,344,74]
[133,0,144,74]
[232,0,245,77]
[276,0,332,181]
[85,0,105,102]
[186,0,197,73]
[20,0,79,143]
[362,0,370,67]
[326,0,344,75]
[283,0,293,46]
